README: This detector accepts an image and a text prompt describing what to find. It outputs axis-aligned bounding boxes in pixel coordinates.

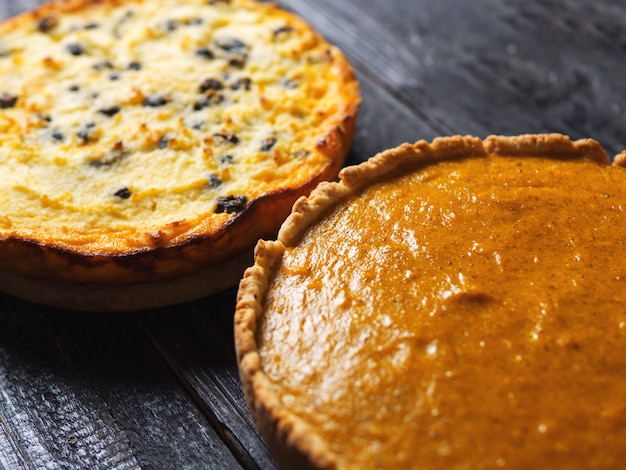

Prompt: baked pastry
[236,134,626,469]
[0,0,359,310]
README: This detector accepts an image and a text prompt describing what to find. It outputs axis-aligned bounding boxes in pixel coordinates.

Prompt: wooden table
[0,0,624,468]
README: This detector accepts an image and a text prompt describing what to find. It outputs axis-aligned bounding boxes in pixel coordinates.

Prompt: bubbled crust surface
[234,134,614,470]
[0,0,359,284]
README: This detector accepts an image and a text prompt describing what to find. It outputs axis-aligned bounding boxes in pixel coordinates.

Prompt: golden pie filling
[258,154,626,468]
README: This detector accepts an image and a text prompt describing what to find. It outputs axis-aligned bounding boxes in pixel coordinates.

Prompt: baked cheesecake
[0,0,359,310]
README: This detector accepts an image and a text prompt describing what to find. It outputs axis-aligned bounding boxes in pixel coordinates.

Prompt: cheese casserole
[0,0,359,310]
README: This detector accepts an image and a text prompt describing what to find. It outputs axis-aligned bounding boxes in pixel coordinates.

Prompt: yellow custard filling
[0,0,355,253]
[259,155,626,469]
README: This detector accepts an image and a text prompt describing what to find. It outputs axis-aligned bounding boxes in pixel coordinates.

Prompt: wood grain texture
[1,0,626,468]
[138,292,280,470]
[0,296,242,469]
[280,0,626,155]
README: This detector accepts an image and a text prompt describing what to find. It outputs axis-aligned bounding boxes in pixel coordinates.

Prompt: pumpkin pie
[236,134,626,469]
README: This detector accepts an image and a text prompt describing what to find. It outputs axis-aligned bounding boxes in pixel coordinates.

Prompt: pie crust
[236,134,626,469]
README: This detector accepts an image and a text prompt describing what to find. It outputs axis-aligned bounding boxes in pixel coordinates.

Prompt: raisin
[69,84,81,92]
[213,132,239,145]
[208,175,221,188]
[186,18,203,25]
[215,37,247,51]
[127,61,142,70]
[227,53,247,68]
[159,135,170,149]
[273,26,294,39]
[231,77,251,91]
[77,122,96,143]
[93,60,114,71]
[98,106,120,117]
[109,72,120,81]
[196,47,214,60]
[0,93,18,109]
[37,15,58,33]
[260,137,276,152]
[144,94,169,107]
[51,130,64,141]
[114,187,132,199]
[215,195,246,214]
[199,78,223,93]
[219,154,233,164]
[193,93,223,111]
[66,43,86,56]
[83,22,99,30]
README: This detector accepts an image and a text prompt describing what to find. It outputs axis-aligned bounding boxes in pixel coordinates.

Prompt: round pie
[0,0,359,310]
[236,134,626,469]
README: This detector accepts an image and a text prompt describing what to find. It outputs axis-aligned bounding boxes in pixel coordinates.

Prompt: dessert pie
[0,0,359,310]
[236,134,626,469]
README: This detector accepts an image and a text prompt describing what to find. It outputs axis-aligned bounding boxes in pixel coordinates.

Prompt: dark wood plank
[0,0,42,17]
[2,0,626,468]
[345,72,440,165]
[0,296,242,470]
[281,0,626,155]
[138,291,280,470]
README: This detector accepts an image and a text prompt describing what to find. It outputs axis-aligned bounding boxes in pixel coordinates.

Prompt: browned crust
[613,149,626,167]
[0,111,355,285]
[236,241,340,470]
[234,134,614,470]
[0,0,360,300]
[483,133,610,163]
[0,248,253,312]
